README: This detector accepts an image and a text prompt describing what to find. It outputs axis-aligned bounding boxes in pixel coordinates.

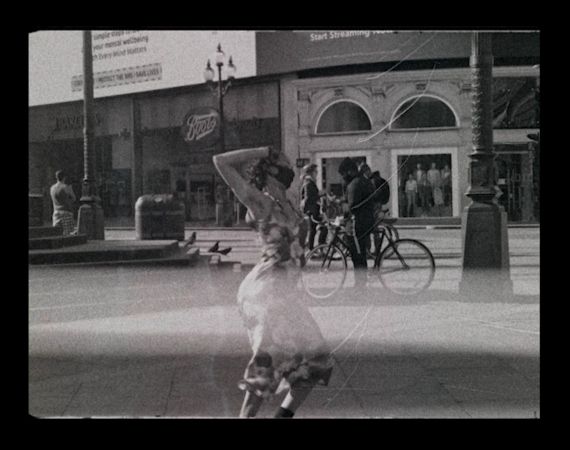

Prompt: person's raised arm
[213,146,271,219]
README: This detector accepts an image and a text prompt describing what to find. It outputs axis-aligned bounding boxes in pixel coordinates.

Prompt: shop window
[189,176,215,221]
[493,144,538,223]
[101,169,131,218]
[493,77,539,129]
[146,169,171,195]
[391,96,457,129]
[396,155,453,218]
[316,101,372,134]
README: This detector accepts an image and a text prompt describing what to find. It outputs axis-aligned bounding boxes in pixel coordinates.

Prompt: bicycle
[301,216,435,299]
[366,211,399,259]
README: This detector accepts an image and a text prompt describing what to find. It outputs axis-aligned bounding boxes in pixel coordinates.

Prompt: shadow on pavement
[29,342,540,419]
[29,263,539,325]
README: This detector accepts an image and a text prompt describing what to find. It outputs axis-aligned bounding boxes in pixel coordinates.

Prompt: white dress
[237,194,333,397]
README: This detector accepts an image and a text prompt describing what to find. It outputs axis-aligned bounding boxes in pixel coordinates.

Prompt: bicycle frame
[318,225,348,269]
[372,228,410,271]
[318,220,393,264]
[310,214,405,270]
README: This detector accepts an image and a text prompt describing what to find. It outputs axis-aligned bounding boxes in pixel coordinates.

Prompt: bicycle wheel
[376,239,435,296]
[302,244,347,299]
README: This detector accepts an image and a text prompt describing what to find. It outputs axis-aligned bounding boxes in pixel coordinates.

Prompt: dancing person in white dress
[213,146,333,419]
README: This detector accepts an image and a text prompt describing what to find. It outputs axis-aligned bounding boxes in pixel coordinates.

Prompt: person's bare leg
[274,386,313,418]
[239,391,264,418]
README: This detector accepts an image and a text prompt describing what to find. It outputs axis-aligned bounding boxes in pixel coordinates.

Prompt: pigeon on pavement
[208,241,220,253]
[183,232,197,248]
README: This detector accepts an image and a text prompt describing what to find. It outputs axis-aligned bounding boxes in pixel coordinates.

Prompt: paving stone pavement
[28,226,540,418]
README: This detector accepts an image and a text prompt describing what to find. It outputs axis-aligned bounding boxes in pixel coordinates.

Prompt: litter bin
[135,194,185,240]
[29,193,43,227]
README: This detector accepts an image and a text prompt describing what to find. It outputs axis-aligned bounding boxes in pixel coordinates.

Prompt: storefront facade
[136,80,280,222]
[30,30,539,226]
[29,78,281,224]
[29,97,132,224]
[273,36,539,223]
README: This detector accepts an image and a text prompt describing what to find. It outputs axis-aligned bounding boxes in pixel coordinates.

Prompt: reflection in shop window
[146,169,171,195]
[493,78,539,129]
[391,96,457,129]
[493,144,538,223]
[397,155,453,218]
[316,101,371,134]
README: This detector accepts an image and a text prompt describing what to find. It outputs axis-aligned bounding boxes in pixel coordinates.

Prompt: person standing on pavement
[300,163,325,250]
[213,146,333,419]
[358,162,380,255]
[50,170,76,236]
[338,158,375,291]
[369,169,391,254]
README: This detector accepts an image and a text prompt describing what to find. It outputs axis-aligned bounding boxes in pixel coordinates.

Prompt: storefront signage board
[181,107,220,150]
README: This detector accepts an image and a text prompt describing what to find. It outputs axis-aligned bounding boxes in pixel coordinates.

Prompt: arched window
[316,101,372,134]
[391,96,457,129]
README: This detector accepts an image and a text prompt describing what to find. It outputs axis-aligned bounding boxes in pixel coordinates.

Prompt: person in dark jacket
[369,169,391,255]
[300,163,325,250]
[338,158,375,288]
[369,170,390,209]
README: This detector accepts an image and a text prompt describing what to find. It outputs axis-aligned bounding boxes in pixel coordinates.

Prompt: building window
[396,154,453,218]
[494,144,538,223]
[316,101,372,134]
[391,96,457,129]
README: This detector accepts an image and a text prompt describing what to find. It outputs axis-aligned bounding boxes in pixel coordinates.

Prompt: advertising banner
[29,30,257,106]
[256,30,539,75]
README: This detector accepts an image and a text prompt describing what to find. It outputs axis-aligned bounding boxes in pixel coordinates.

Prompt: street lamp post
[204,43,236,225]
[77,30,105,240]
[459,32,512,297]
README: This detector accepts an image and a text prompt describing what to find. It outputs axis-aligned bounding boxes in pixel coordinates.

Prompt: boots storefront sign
[181,107,220,150]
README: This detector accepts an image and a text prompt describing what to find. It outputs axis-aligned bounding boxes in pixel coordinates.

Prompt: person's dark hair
[247,158,295,190]
[247,158,270,190]
[302,163,317,177]
[274,164,295,189]
[55,170,66,182]
[338,157,357,175]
